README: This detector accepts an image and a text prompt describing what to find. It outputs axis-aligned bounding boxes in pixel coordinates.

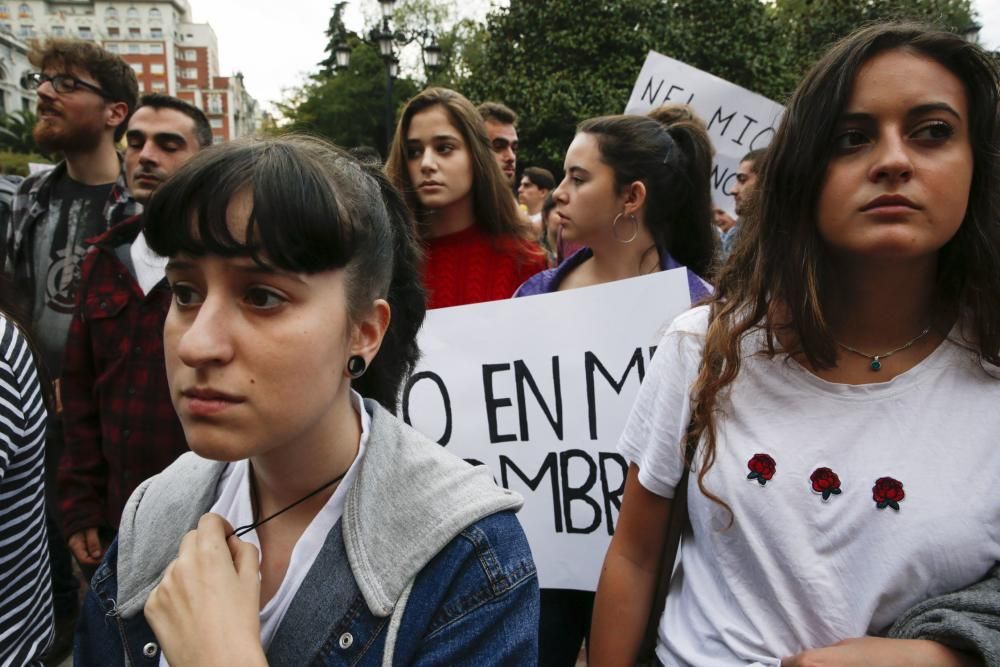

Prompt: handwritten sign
[401,269,692,590]
[625,51,785,214]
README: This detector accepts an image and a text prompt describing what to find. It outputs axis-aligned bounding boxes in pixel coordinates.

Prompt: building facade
[1,0,260,141]
[0,28,33,115]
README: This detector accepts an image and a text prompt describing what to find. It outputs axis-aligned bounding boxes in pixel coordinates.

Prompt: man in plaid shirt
[58,94,211,575]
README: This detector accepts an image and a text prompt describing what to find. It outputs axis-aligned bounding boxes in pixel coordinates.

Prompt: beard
[33,114,104,154]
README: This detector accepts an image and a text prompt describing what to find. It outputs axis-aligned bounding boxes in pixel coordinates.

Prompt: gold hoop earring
[612,212,639,244]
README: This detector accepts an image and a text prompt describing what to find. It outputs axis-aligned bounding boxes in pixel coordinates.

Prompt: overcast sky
[191,0,1000,118]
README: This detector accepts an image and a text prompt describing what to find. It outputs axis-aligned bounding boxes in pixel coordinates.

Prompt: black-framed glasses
[23,72,113,99]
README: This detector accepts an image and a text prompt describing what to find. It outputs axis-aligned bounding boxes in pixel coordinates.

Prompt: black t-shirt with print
[31,176,112,377]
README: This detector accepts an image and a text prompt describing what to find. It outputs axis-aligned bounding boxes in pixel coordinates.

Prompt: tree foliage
[286,0,978,168]
[276,35,418,157]
[0,110,42,156]
[460,0,976,177]
[276,0,479,156]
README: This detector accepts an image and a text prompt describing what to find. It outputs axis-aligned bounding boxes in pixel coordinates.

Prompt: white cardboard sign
[401,269,691,590]
[625,51,785,214]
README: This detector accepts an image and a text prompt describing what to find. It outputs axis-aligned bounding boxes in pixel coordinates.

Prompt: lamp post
[333,0,442,153]
[961,21,982,44]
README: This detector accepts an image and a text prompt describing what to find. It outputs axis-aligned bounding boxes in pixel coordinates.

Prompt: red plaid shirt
[57,215,188,539]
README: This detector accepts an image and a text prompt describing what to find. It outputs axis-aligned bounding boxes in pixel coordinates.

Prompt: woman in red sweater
[385,88,546,309]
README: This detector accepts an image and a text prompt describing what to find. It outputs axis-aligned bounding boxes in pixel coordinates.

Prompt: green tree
[277,0,478,155]
[461,0,978,178]
[318,1,351,76]
[277,35,419,156]
[0,110,43,156]
[773,0,975,93]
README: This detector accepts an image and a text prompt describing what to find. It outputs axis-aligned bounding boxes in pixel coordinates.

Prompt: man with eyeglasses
[0,38,138,664]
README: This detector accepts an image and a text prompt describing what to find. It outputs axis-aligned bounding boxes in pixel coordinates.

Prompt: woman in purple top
[516,105,717,667]
[516,105,716,303]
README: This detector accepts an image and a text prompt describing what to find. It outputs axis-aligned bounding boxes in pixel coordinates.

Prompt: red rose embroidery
[809,467,842,501]
[872,476,905,511]
[746,453,776,486]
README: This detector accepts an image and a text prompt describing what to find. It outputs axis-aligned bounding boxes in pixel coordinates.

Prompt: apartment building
[1,0,259,141]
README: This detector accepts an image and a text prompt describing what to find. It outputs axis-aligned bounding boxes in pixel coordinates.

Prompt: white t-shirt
[160,391,370,665]
[618,306,1000,667]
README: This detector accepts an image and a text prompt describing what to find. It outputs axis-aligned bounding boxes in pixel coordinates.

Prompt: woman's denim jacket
[74,400,539,665]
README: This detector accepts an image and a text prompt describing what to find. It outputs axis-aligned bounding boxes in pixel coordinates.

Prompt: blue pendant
[871,357,882,371]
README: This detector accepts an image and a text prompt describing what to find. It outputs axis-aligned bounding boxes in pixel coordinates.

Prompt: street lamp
[333,0,441,153]
[961,21,982,44]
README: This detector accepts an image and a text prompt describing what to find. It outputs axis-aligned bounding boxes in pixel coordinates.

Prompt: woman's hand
[781,637,979,667]
[145,513,267,667]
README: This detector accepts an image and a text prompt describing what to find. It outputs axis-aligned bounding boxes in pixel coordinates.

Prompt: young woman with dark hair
[592,23,1000,666]
[516,105,716,667]
[385,87,546,309]
[73,135,538,665]
[0,277,53,666]
[515,106,716,300]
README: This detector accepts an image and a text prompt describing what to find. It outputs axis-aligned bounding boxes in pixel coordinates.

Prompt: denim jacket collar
[112,399,524,621]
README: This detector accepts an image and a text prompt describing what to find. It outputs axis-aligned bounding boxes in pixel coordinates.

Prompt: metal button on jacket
[338,632,353,649]
[142,642,159,657]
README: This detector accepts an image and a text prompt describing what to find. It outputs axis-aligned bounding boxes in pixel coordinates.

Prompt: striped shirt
[0,313,53,666]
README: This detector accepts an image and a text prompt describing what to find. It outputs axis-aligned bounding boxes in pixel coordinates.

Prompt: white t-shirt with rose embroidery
[618,306,1000,667]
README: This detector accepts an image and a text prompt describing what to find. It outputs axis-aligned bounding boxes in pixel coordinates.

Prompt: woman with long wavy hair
[591,23,1000,667]
[385,87,546,309]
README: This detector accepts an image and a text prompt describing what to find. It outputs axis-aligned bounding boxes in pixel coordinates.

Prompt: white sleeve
[617,306,707,499]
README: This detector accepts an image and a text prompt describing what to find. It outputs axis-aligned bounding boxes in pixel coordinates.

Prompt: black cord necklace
[228,463,351,539]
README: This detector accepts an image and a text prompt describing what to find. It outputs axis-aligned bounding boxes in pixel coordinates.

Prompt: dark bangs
[144,138,361,274]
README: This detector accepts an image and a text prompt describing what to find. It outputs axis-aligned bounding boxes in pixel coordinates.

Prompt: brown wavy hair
[689,23,1000,518]
[384,87,530,241]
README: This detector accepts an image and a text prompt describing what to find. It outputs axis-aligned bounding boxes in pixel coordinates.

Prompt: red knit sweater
[423,225,547,309]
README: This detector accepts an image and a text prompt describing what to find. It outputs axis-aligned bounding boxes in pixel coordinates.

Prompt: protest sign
[625,51,785,214]
[401,269,692,590]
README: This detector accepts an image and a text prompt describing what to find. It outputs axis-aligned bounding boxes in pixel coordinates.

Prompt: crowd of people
[0,18,997,667]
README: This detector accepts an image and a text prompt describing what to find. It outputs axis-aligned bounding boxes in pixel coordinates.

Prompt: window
[148,42,163,54]
[17,24,32,38]
[108,26,119,36]
[131,62,143,74]
[51,25,64,36]
[151,81,165,91]
[128,43,140,54]
[0,6,9,20]
[209,118,222,129]
[207,94,222,114]
[106,42,119,52]
[150,63,164,74]
[105,7,118,20]
[181,67,197,79]
[128,26,140,37]
[1,23,11,33]
[149,8,160,20]
[21,96,29,111]
[127,7,139,20]
[78,26,92,39]
[17,3,29,19]
[185,49,196,60]
[150,27,162,38]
